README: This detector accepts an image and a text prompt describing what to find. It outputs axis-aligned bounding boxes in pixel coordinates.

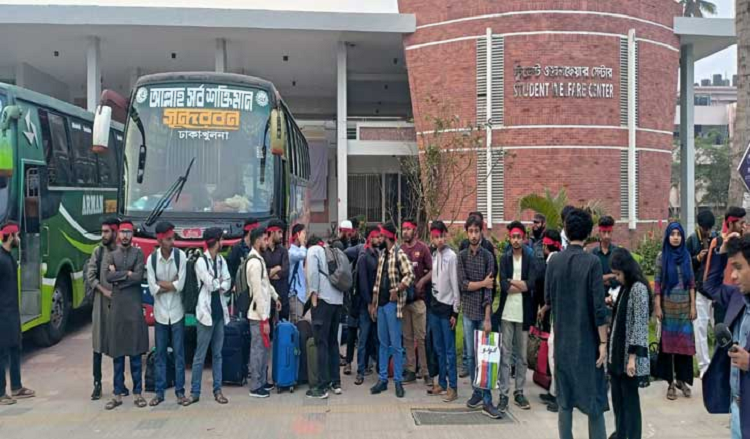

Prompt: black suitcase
[222,317,251,386]
[144,347,175,393]
[296,320,313,384]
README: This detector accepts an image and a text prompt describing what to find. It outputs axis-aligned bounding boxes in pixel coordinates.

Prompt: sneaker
[547,401,559,413]
[331,384,343,395]
[466,393,483,409]
[459,368,470,378]
[497,395,509,413]
[370,381,388,395]
[482,403,503,420]
[306,388,329,399]
[443,388,458,403]
[263,383,275,392]
[249,388,270,398]
[514,392,531,410]
[395,383,405,398]
[402,371,417,384]
[540,393,556,405]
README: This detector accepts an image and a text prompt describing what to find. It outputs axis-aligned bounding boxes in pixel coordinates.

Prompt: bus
[92,72,310,331]
[0,84,124,346]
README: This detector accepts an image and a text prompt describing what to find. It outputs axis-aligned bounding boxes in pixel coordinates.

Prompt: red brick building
[399,0,681,244]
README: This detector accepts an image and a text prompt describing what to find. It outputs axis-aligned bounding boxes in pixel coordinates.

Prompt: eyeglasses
[120,230,133,235]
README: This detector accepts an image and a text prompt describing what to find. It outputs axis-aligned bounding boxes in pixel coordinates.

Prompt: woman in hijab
[654,222,697,401]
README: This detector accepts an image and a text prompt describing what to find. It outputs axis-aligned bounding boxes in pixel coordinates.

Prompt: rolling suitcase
[296,320,313,384]
[306,338,319,389]
[532,325,552,391]
[272,320,300,393]
[222,316,251,386]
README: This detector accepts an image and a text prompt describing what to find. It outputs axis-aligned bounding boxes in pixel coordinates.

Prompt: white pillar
[86,36,101,112]
[627,29,637,230]
[215,38,227,73]
[680,44,696,233]
[336,42,348,224]
[485,28,493,228]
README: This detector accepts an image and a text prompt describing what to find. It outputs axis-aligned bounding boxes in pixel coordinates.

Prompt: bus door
[19,164,42,322]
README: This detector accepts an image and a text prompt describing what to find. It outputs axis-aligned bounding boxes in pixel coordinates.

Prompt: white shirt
[194,251,232,327]
[502,254,524,323]
[146,248,187,325]
[246,248,279,322]
[561,230,569,250]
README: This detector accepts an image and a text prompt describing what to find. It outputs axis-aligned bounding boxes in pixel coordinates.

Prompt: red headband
[244,223,260,232]
[0,224,19,236]
[402,222,417,230]
[599,225,614,232]
[367,229,380,241]
[723,216,743,233]
[156,229,175,240]
[430,229,443,237]
[380,227,396,240]
[267,226,282,234]
[119,223,134,232]
[509,227,525,237]
[340,228,353,233]
[543,236,562,249]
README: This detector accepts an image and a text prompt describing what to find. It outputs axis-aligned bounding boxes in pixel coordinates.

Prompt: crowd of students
[2,204,750,438]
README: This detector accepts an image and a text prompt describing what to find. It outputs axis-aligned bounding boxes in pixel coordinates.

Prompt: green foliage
[519,188,569,230]
[449,229,468,252]
[672,130,730,210]
[680,0,717,17]
[635,228,662,276]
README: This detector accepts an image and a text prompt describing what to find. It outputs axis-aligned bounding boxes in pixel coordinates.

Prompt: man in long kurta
[0,222,35,405]
[85,217,121,401]
[104,220,149,410]
[545,209,609,439]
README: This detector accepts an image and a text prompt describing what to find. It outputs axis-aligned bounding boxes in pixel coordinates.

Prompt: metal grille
[476,150,505,222]
[635,42,639,126]
[347,174,382,222]
[412,408,516,426]
[476,38,487,125]
[620,38,639,127]
[476,36,504,127]
[620,150,640,219]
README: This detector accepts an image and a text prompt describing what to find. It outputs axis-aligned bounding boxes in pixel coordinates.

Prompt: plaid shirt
[458,246,494,321]
[372,245,416,318]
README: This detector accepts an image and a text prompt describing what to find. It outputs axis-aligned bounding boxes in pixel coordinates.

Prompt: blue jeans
[357,310,375,376]
[155,320,186,398]
[113,355,142,395]
[732,401,742,439]
[429,312,457,390]
[377,302,403,384]
[463,315,493,405]
[190,322,224,397]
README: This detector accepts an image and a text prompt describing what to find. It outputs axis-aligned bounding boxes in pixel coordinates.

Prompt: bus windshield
[124,82,274,216]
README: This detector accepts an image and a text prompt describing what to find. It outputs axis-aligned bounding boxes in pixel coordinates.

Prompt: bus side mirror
[270,109,286,157]
[0,105,21,134]
[92,105,112,154]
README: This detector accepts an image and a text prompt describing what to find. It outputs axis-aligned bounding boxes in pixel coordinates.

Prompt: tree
[730,1,750,207]
[680,0,717,17]
[672,130,732,210]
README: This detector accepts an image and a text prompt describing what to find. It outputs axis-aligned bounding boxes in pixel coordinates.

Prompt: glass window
[39,110,72,186]
[97,130,120,187]
[69,119,98,186]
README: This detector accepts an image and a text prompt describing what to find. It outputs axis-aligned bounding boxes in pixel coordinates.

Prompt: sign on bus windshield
[125,83,274,216]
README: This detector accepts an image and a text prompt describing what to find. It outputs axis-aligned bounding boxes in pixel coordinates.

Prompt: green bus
[93,72,310,330]
[0,84,124,346]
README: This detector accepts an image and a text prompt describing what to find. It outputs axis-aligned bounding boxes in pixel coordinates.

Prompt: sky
[694,0,736,84]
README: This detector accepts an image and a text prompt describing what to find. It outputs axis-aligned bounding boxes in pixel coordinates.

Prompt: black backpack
[149,248,181,282]
[181,253,203,314]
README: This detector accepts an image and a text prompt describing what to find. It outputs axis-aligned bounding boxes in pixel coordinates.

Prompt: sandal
[176,395,189,406]
[182,395,199,407]
[676,381,692,398]
[105,398,123,410]
[11,387,35,399]
[667,384,677,401]
[149,396,164,407]
[0,395,16,406]
[355,375,364,386]
[214,392,228,405]
[134,395,147,408]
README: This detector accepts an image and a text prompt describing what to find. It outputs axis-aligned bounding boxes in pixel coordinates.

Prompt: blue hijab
[660,222,694,295]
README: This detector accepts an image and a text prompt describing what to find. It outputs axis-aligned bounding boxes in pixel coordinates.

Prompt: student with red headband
[0,221,35,406]
[705,206,747,325]
[352,225,383,385]
[498,221,534,412]
[227,218,260,300]
[400,218,433,385]
[262,219,290,321]
[85,216,122,401]
[536,229,563,413]
[145,221,188,407]
[104,220,149,410]
[589,215,620,302]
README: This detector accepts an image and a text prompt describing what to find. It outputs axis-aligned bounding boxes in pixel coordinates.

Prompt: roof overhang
[674,17,736,61]
[0,4,416,33]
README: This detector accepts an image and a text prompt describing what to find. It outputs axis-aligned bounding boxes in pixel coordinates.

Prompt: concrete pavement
[0,315,731,439]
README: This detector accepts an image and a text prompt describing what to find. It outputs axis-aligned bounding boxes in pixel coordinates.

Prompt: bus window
[69,120,98,186]
[97,130,119,187]
[39,110,72,187]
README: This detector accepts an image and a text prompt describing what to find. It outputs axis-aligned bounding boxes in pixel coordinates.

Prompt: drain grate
[411,407,516,426]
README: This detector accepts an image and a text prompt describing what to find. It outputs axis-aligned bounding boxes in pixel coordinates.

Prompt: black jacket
[498,248,535,331]
[0,247,20,349]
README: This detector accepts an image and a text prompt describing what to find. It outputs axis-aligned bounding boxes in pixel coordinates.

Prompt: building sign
[142,85,261,111]
[82,194,104,216]
[512,64,615,99]
[163,109,240,130]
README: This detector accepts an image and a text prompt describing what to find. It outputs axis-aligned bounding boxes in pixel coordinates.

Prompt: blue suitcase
[272,320,300,393]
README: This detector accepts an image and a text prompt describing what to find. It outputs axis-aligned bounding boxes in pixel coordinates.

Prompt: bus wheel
[33,276,71,347]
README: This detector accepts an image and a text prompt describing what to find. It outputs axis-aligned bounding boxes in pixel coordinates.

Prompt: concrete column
[680,44,696,233]
[86,36,101,112]
[215,38,227,73]
[627,29,637,230]
[336,41,348,224]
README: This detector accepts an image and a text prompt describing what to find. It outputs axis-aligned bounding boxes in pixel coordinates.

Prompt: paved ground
[0,313,732,439]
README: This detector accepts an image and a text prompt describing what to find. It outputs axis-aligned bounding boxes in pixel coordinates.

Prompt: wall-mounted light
[292,80,297,87]
[283,55,289,62]
[171,52,177,59]
[54,51,60,57]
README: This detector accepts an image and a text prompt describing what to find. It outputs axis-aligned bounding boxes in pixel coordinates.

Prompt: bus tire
[33,275,72,347]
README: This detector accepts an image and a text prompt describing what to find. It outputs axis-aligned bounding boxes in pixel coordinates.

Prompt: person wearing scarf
[654,222,696,401]
[608,248,651,439]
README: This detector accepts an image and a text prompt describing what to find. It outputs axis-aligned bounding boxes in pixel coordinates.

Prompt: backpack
[181,253,203,314]
[393,245,416,303]
[84,245,104,297]
[149,248,181,282]
[234,254,264,317]
[320,246,353,292]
